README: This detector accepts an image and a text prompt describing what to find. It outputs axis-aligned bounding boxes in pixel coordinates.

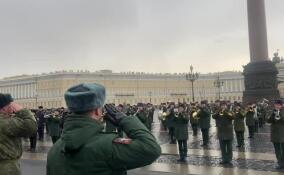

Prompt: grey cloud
[0,0,283,77]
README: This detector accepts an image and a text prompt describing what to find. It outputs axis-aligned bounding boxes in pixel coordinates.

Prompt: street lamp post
[149,91,152,103]
[186,65,199,102]
[214,73,224,100]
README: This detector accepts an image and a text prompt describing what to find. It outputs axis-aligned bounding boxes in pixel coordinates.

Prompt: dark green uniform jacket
[234,112,245,132]
[174,113,189,140]
[47,114,161,175]
[213,110,234,140]
[47,116,61,137]
[245,111,255,126]
[167,111,175,128]
[136,111,151,130]
[267,110,284,143]
[189,110,199,125]
[198,108,211,129]
[0,109,37,175]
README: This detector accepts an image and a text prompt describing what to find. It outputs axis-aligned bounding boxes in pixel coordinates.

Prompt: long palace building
[1,64,284,109]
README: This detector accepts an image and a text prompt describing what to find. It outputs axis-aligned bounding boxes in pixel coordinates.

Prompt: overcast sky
[0,0,283,78]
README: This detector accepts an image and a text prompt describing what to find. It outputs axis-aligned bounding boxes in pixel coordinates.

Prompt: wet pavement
[21,110,284,175]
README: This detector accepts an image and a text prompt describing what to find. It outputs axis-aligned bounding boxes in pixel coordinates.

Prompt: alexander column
[243,0,280,103]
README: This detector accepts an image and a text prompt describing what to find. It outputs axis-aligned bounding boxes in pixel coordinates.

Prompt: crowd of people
[157,99,284,169]
[1,82,284,175]
[27,103,156,151]
[26,97,284,169]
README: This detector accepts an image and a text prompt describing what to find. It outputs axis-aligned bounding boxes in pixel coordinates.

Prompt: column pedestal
[243,61,279,103]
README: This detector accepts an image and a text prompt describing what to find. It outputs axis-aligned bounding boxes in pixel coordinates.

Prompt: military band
[2,84,284,174]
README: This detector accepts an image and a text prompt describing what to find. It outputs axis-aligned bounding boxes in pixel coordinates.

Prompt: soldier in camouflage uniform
[0,93,37,175]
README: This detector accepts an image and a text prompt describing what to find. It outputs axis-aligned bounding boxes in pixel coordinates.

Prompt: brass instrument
[274,110,281,120]
[245,107,254,115]
[162,111,169,121]
[175,112,179,117]
[219,109,225,116]
[219,110,233,118]
[192,109,200,119]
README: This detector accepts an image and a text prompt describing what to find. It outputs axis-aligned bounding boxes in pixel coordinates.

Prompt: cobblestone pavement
[21,110,283,175]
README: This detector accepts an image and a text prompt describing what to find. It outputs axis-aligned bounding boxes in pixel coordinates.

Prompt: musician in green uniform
[46,110,62,144]
[245,104,256,139]
[174,104,190,162]
[136,103,151,130]
[267,100,284,170]
[147,103,155,131]
[258,103,266,128]
[166,103,177,144]
[190,103,199,136]
[212,101,234,165]
[197,101,211,147]
[233,103,245,148]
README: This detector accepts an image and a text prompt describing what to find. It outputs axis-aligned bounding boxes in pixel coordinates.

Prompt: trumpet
[192,109,200,119]
[219,110,233,117]
[247,107,254,112]
[274,110,281,120]
[175,112,179,117]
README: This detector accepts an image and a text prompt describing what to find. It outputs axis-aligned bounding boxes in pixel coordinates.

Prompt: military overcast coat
[47,116,61,137]
[197,108,211,129]
[267,109,284,143]
[174,113,189,140]
[136,110,151,130]
[234,112,245,132]
[212,110,234,140]
[47,114,161,175]
[0,109,37,175]
[245,111,255,127]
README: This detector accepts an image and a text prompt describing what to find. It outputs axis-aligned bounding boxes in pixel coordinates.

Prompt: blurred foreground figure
[47,83,161,175]
[0,94,37,175]
[267,100,284,170]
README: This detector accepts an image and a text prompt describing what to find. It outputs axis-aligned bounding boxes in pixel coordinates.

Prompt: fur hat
[64,83,106,113]
[0,94,13,109]
[274,99,283,105]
